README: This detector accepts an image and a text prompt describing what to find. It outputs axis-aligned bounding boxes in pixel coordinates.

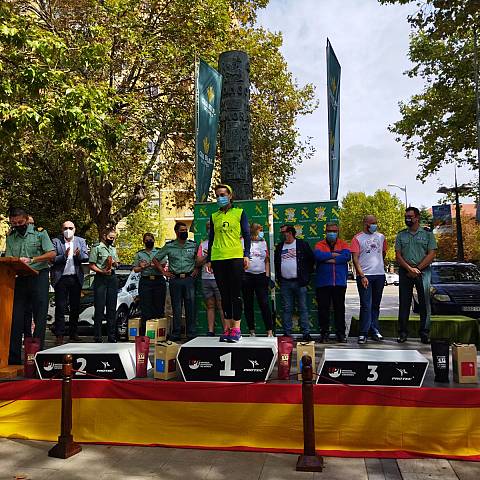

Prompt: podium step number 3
[0,258,38,377]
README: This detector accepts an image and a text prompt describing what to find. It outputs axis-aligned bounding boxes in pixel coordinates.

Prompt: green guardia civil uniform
[89,241,119,341]
[154,239,198,274]
[134,248,166,328]
[6,224,54,363]
[395,227,438,338]
[154,239,198,338]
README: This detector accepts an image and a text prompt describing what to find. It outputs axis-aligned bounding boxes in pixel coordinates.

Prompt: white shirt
[62,238,75,276]
[350,231,387,276]
[246,240,268,274]
[199,240,215,280]
[280,240,297,279]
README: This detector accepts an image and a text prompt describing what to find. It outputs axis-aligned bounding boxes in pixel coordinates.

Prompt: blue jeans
[169,276,196,337]
[356,274,385,336]
[280,279,309,335]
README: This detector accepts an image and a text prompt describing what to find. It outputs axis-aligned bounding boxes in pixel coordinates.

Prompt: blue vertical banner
[327,39,341,200]
[195,59,223,202]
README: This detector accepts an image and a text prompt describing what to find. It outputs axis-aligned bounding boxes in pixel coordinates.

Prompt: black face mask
[405,217,414,227]
[105,238,114,246]
[14,224,28,236]
[145,240,154,249]
[178,231,188,241]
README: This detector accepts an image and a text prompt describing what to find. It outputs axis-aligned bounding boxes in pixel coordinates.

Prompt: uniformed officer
[133,232,167,335]
[89,228,119,343]
[6,207,55,364]
[23,214,36,339]
[154,222,199,341]
[395,206,437,344]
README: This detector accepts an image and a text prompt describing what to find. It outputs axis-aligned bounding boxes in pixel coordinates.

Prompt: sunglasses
[64,227,74,230]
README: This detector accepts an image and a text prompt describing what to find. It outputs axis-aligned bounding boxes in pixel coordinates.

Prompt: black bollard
[48,354,82,459]
[296,355,324,472]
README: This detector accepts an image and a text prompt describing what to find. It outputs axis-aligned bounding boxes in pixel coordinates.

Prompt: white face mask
[64,228,74,240]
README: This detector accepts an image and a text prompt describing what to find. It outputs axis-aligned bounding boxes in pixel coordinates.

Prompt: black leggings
[242,272,273,331]
[212,258,244,320]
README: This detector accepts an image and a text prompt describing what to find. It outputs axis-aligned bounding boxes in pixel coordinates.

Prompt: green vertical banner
[327,39,341,201]
[195,59,223,202]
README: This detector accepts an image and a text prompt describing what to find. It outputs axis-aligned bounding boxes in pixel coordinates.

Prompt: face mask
[145,240,154,249]
[326,232,338,242]
[179,231,188,241]
[368,224,378,234]
[217,196,230,208]
[405,217,414,227]
[257,231,264,239]
[64,229,74,240]
[105,238,114,246]
[14,224,28,236]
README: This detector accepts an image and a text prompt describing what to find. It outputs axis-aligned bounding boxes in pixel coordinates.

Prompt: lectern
[0,257,38,377]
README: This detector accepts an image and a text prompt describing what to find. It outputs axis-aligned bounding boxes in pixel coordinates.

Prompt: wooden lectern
[0,257,38,378]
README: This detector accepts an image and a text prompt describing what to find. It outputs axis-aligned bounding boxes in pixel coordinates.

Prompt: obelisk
[218,51,253,200]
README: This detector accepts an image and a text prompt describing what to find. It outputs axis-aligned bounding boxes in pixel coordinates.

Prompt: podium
[177,337,278,382]
[0,257,38,378]
[36,343,151,380]
[317,348,429,387]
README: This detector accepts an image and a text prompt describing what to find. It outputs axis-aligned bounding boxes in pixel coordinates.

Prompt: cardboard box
[296,341,316,380]
[128,318,141,341]
[452,343,478,384]
[154,342,179,380]
[155,318,168,343]
[145,319,158,341]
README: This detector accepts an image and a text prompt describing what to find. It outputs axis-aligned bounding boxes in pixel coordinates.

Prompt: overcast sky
[257,0,474,208]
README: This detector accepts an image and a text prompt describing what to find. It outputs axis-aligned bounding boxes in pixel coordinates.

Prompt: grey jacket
[51,236,89,287]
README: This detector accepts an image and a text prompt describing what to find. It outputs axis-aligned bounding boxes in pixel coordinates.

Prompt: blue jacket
[314,239,351,287]
[50,236,89,287]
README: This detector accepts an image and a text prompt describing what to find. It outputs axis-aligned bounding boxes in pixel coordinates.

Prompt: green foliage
[378,0,480,191]
[339,190,405,262]
[115,200,164,264]
[0,0,316,235]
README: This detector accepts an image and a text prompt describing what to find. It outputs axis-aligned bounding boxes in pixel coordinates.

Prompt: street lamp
[387,184,408,208]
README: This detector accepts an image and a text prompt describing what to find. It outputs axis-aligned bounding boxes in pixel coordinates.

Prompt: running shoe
[219,328,231,342]
[228,327,242,343]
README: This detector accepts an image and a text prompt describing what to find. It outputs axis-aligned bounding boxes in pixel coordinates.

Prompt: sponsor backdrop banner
[195,59,223,202]
[327,39,341,201]
[273,201,339,334]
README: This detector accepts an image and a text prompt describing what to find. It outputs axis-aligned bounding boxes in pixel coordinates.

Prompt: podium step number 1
[0,257,38,378]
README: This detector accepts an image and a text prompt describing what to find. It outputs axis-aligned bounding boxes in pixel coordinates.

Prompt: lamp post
[387,184,408,208]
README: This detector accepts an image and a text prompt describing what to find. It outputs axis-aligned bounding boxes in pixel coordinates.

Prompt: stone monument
[218,51,253,200]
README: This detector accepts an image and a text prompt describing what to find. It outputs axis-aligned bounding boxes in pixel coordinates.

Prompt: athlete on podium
[205,184,251,343]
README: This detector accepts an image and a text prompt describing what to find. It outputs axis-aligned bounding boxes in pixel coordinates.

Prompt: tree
[115,200,164,263]
[339,190,405,262]
[436,213,480,261]
[378,0,480,191]
[0,1,316,236]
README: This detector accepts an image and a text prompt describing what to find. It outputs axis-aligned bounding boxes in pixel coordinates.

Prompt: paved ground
[1,438,479,480]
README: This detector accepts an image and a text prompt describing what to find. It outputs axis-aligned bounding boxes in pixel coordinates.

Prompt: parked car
[413,261,480,318]
[48,267,141,340]
[385,272,399,286]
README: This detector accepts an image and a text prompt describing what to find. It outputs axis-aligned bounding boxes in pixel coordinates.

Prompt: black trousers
[316,286,347,337]
[212,258,244,321]
[93,274,118,341]
[138,276,166,335]
[54,275,82,336]
[9,268,50,365]
[242,272,273,331]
